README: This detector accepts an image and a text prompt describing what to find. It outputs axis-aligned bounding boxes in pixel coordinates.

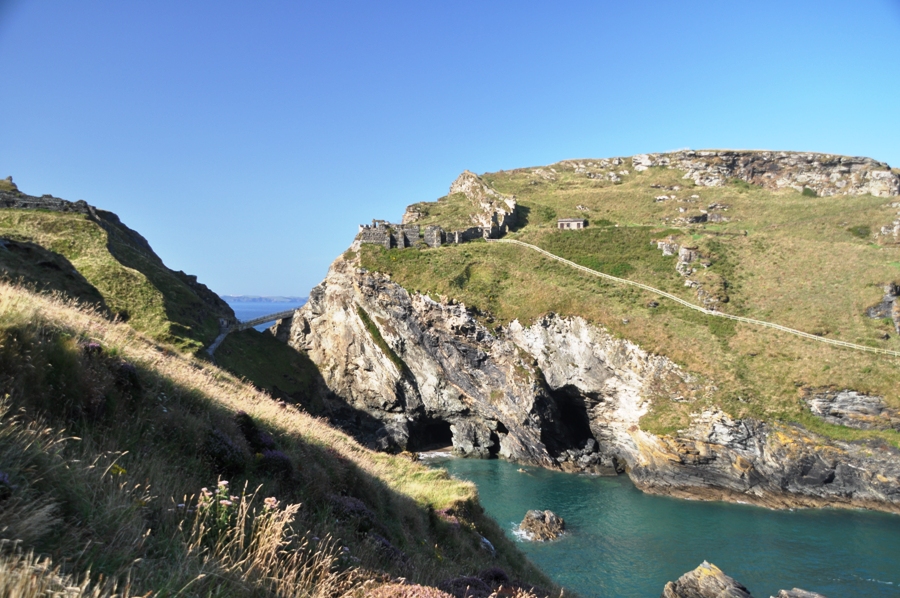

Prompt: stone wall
[357,220,497,249]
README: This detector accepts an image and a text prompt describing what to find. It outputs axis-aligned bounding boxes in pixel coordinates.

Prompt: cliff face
[632,150,899,197]
[276,252,900,513]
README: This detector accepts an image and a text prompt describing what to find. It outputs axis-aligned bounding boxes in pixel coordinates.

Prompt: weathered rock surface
[274,251,900,513]
[632,150,899,197]
[865,282,900,334]
[660,562,829,598]
[403,170,518,235]
[518,510,565,541]
[661,561,752,598]
[804,388,900,431]
[655,236,727,309]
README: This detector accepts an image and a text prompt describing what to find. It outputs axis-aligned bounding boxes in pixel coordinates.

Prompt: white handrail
[488,238,900,358]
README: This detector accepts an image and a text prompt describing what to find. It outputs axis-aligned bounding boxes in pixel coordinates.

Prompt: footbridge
[206,308,297,356]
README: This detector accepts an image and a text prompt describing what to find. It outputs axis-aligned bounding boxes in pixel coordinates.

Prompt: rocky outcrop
[661,562,828,598]
[632,150,899,197]
[276,251,693,469]
[655,237,727,310]
[877,201,900,242]
[275,252,900,513]
[661,561,752,598]
[804,388,900,431]
[404,170,518,236]
[518,510,565,541]
[629,408,900,512]
[865,282,900,334]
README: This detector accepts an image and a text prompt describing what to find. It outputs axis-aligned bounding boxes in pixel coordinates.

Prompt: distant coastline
[222,295,308,303]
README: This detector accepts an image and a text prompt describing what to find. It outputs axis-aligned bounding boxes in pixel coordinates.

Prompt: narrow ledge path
[488,238,900,359]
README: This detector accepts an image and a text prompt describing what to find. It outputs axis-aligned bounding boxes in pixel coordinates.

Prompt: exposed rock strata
[804,388,900,431]
[274,252,900,513]
[632,150,899,197]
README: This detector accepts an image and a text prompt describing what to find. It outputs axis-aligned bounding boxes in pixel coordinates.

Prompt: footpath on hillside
[488,238,900,359]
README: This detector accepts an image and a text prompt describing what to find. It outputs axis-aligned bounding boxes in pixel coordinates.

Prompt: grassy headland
[359,158,900,442]
[0,200,233,352]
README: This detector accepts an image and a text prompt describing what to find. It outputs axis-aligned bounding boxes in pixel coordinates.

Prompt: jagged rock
[518,510,565,541]
[450,420,494,458]
[447,170,518,233]
[771,590,828,598]
[280,251,900,513]
[634,150,899,197]
[661,561,752,598]
[804,389,900,431]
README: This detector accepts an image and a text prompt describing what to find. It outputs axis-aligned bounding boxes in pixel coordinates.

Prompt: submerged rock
[518,509,565,541]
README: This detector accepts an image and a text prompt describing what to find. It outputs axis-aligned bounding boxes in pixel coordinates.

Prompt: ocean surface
[225,298,306,331]
[426,456,900,598]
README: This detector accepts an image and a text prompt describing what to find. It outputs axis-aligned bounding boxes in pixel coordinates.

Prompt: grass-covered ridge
[359,158,900,442]
[0,204,234,352]
[0,282,558,597]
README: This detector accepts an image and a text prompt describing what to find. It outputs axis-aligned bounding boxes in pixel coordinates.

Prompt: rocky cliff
[632,150,899,197]
[274,249,900,513]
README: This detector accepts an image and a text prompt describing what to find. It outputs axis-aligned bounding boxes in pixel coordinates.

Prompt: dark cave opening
[539,385,597,456]
[407,418,454,452]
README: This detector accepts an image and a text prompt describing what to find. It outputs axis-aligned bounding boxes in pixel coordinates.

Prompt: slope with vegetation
[0,282,559,597]
[275,150,900,513]
[359,153,900,443]
[0,179,234,352]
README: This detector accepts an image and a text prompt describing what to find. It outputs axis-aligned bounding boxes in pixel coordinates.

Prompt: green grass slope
[216,328,328,413]
[0,282,559,597]
[0,182,234,352]
[359,157,900,445]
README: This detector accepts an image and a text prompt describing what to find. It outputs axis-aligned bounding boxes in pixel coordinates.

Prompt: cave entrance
[408,419,454,452]
[539,385,597,456]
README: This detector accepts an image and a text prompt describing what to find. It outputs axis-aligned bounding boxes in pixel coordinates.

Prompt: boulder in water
[518,509,565,541]
[661,561,829,598]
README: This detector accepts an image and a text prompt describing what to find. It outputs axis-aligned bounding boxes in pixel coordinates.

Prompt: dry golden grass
[0,283,558,596]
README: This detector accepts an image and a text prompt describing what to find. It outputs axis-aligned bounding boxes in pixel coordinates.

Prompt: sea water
[225,299,306,331]
[428,457,900,598]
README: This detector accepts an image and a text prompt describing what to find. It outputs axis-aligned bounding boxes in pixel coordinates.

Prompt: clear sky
[1,1,899,296]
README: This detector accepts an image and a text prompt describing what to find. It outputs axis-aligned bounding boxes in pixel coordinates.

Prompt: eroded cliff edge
[274,250,900,514]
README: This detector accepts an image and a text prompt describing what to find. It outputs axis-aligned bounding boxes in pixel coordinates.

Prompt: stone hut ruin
[558,218,586,230]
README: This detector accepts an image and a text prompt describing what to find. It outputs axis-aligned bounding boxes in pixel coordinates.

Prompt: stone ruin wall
[357,219,498,249]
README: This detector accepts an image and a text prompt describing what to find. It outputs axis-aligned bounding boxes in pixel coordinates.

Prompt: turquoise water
[428,457,900,598]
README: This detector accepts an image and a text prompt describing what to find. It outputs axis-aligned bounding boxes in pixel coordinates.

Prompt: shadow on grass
[0,318,559,595]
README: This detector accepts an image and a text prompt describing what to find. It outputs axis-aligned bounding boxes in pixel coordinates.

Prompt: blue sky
[1,1,899,296]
